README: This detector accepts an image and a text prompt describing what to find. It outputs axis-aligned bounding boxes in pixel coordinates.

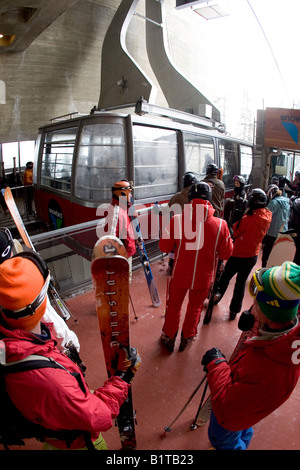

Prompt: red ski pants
[162,280,210,339]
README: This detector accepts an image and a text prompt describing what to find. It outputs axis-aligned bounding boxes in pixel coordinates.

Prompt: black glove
[201,347,226,372]
[114,347,141,383]
[238,309,255,332]
[64,342,86,375]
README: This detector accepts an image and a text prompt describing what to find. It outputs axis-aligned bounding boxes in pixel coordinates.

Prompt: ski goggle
[0,252,50,319]
[249,268,299,309]
[249,268,266,299]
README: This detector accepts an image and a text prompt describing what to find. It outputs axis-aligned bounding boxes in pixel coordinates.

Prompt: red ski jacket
[206,320,300,431]
[111,200,136,258]
[159,199,233,290]
[231,208,272,258]
[0,323,129,449]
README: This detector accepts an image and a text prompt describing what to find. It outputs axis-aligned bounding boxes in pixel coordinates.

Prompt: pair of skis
[129,211,161,308]
[111,203,161,308]
[3,187,73,322]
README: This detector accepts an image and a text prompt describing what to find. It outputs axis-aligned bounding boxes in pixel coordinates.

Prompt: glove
[238,309,255,332]
[115,347,141,383]
[201,347,226,372]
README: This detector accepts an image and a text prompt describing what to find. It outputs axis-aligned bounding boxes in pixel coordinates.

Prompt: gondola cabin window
[75,123,126,202]
[41,128,76,192]
[133,125,178,200]
[183,134,215,180]
[240,144,253,183]
[219,140,239,188]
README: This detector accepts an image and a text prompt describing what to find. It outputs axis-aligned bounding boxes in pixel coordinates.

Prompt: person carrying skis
[201,261,300,450]
[111,180,136,278]
[261,184,290,267]
[167,171,198,274]
[202,163,225,217]
[0,252,141,450]
[0,227,80,352]
[214,188,272,320]
[159,182,233,352]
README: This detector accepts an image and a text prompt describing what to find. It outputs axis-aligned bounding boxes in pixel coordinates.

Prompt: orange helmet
[111,180,133,199]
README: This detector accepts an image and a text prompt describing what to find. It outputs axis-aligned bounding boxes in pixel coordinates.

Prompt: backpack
[0,342,94,450]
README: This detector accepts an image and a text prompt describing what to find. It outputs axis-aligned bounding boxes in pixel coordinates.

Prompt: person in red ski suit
[159,182,233,352]
[0,252,141,450]
[214,188,272,320]
[111,179,136,280]
[202,261,300,450]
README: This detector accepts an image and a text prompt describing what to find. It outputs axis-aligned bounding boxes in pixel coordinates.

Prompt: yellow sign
[264,107,300,151]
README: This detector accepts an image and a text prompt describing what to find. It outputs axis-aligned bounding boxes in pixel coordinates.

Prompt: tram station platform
[2,250,300,452]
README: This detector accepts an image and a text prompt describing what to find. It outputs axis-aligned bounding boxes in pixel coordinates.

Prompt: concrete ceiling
[0,0,79,53]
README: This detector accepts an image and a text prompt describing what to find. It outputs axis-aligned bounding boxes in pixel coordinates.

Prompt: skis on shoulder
[91,235,137,450]
[129,212,161,307]
[4,187,73,322]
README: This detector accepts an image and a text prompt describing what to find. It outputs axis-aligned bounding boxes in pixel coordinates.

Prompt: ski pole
[163,374,207,433]
[129,294,138,321]
[190,379,209,430]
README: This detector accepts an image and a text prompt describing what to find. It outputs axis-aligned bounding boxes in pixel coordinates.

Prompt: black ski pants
[261,234,276,267]
[217,255,258,314]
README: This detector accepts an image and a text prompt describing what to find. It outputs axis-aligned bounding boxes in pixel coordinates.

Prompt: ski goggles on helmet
[0,252,50,319]
[249,268,299,309]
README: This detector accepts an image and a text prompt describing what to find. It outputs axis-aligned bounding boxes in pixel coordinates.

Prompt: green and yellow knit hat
[249,261,300,322]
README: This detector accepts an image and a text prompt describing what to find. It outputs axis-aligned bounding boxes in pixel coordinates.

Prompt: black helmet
[183,172,198,188]
[289,197,300,230]
[271,176,279,185]
[233,175,245,186]
[266,184,279,201]
[0,228,14,264]
[206,163,219,176]
[188,182,212,202]
[248,188,267,209]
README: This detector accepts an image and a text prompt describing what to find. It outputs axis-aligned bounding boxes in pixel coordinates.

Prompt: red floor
[2,252,300,451]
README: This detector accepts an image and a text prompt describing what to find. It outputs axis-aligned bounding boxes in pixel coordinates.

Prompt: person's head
[0,252,50,332]
[188,182,212,202]
[206,163,219,177]
[294,170,300,181]
[271,176,279,186]
[249,261,300,328]
[26,161,33,170]
[183,172,198,188]
[266,184,281,202]
[0,228,14,263]
[247,188,267,212]
[111,179,133,204]
[233,175,245,188]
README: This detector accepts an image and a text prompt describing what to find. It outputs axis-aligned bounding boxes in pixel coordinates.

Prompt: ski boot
[161,332,176,352]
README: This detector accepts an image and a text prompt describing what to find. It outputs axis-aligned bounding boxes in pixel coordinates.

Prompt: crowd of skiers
[0,167,300,451]
[159,165,300,449]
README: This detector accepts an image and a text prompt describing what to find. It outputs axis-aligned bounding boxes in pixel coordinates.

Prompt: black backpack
[0,349,94,450]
